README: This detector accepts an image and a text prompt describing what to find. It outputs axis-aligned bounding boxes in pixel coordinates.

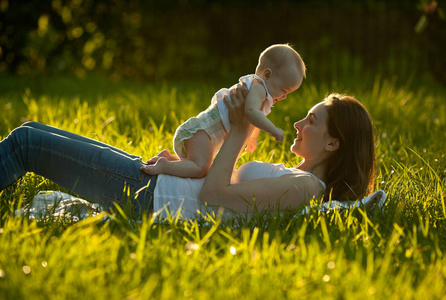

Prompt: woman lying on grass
[0,86,375,219]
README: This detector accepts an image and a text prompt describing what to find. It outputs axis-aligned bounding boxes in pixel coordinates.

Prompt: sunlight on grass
[0,76,445,298]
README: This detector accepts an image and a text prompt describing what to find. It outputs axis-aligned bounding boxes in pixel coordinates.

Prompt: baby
[144,44,306,178]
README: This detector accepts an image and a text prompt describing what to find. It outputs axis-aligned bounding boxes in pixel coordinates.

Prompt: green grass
[0,74,446,299]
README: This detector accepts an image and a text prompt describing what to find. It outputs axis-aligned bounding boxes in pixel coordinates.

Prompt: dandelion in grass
[230,246,237,255]
[41,261,48,268]
[322,275,330,282]
[327,261,335,269]
[185,242,199,255]
[22,265,31,275]
[0,269,5,278]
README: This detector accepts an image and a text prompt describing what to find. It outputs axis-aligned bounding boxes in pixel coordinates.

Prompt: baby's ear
[263,68,272,79]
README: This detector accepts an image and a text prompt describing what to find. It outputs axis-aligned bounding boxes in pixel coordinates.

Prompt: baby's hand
[245,139,257,153]
[272,128,285,142]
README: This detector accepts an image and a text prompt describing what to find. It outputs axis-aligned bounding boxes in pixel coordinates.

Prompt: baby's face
[266,67,303,103]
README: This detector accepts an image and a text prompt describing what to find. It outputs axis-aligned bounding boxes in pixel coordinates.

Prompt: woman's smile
[295,130,302,141]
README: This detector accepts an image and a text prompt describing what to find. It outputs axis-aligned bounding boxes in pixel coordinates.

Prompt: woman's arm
[200,87,324,212]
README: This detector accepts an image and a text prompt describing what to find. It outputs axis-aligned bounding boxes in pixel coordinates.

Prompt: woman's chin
[290,143,300,155]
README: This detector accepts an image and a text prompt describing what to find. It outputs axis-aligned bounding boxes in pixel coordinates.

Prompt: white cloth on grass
[301,190,387,215]
[15,189,386,221]
[15,190,102,221]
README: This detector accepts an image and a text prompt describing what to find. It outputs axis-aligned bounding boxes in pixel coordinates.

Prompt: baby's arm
[244,82,284,142]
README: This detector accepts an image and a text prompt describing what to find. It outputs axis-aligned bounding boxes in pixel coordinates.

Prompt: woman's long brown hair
[323,94,375,201]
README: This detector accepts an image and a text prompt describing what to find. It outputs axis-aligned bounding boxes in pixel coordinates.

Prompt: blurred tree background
[0,0,444,85]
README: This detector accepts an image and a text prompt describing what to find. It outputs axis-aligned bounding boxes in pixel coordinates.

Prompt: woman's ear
[263,68,272,79]
[325,138,340,152]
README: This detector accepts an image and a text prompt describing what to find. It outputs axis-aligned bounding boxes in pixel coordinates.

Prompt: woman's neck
[295,159,327,182]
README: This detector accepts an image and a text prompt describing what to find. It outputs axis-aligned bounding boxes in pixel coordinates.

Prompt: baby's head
[256,44,306,103]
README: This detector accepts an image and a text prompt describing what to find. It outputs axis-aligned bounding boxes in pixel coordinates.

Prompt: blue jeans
[0,122,156,211]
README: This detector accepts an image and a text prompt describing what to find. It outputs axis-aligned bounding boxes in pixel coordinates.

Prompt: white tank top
[233,161,326,188]
[153,161,325,220]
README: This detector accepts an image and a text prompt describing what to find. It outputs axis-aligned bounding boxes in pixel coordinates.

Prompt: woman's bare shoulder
[283,173,325,196]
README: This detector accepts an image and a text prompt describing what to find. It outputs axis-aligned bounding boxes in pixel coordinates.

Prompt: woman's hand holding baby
[224,83,250,130]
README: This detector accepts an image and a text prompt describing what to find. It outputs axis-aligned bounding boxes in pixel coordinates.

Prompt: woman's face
[291,101,336,159]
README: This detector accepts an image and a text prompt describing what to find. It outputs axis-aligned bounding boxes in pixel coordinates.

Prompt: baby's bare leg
[143,130,213,178]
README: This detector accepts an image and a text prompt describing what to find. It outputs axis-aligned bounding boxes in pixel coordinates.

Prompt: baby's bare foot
[146,156,161,164]
[144,157,169,175]
[146,150,178,164]
[160,150,180,161]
